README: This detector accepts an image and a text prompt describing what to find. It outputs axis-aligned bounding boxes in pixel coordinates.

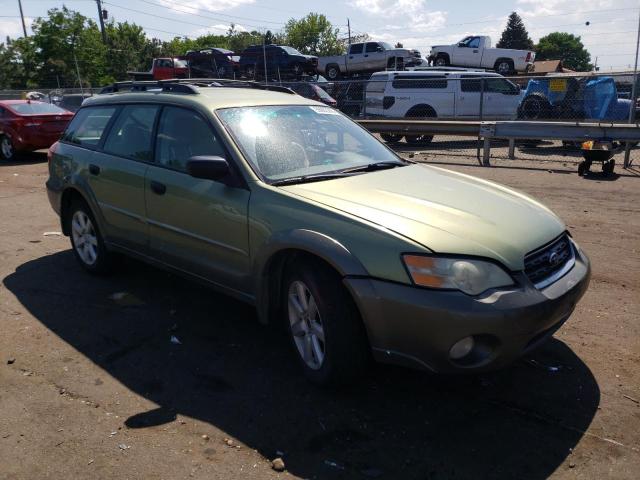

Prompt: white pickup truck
[429,36,534,75]
[317,42,414,80]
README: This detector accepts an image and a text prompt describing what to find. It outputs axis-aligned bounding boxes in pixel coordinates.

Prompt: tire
[217,66,227,78]
[0,135,16,161]
[66,198,113,274]
[244,64,256,79]
[578,161,586,176]
[292,62,303,79]
[434,55,449,67]
[380,133,403,143]
[282,257,369,386]
[405,106,436,145]
[326,64,341,80]
[495,59,514,75]
[518,93,552,120]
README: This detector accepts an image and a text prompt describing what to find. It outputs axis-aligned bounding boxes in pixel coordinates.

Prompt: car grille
[524,234,575,288]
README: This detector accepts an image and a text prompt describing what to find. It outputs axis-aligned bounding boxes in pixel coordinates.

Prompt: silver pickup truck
[317,42,414,80]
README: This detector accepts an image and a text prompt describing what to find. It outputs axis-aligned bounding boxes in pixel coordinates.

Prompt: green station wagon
[46,80,591,385]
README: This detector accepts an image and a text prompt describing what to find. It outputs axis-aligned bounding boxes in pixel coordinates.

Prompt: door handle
[150,180,166,195]
[473,49,479,53]
[364,54,369,57]
[349,56,354,59]
[89,164,100,175]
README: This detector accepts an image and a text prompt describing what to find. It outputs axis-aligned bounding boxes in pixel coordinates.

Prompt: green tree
[105,21,155,81]
[535,32,592,71]
[496,12,534,50]
[284,13,343,56]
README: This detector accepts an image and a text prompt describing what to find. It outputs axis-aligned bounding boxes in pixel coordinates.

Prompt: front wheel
[0,135,15,161]
[283,258,369,386]
[67,199,113,274]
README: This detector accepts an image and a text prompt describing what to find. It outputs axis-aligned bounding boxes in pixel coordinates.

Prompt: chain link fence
[2,70,638,167]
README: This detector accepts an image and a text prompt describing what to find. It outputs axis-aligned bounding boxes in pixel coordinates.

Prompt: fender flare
[253,229,369,324]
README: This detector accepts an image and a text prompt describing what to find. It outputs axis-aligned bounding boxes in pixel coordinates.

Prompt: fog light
[449,336,475,360]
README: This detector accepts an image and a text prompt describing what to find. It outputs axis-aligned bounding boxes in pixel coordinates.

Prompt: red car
[0,100,74,161]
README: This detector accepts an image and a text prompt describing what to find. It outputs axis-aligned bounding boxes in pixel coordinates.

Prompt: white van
[365,70,522,144]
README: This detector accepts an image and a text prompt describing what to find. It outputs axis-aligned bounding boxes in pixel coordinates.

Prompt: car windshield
[217,105,404,182]
[10,102,68,114]
[281,46,303,55]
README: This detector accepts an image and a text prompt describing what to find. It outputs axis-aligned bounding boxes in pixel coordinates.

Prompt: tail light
[525,52,532,62]
[48,141,58,164]
[383,96,395,109]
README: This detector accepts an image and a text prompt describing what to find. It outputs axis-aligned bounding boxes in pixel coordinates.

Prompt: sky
[1,0,638,71]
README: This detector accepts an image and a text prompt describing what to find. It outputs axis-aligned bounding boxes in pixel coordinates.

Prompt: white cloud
[1,18,33,39]
[351,0,447,29]
[158,0,255,16]
[191,23,247,36]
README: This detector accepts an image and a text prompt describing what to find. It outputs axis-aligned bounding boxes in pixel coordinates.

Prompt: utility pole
[347,18,351,45]
[96,0,107,44]
[623,3,640,168]
[17,0,27,37]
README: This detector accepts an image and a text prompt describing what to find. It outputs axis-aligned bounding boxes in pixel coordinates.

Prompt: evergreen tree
[497,12,534,50]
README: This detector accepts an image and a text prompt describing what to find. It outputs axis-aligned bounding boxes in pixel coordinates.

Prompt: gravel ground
[1,151,639,480]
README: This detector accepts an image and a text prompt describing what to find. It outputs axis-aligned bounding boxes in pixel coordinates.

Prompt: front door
[144,106,251,292]
[482,77,521,119]
[453,37,481,67]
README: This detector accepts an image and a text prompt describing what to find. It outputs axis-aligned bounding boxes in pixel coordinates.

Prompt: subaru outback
[46,80,590,385]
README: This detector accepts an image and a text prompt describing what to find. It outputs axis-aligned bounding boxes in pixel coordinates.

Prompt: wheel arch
[494,57,514,71]
[59,186,102,236]
[405,104,437,118]
[435,53,450,64]
[253,229,369,325]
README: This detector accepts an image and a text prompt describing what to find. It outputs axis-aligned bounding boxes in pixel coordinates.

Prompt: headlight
[402,255,514,295]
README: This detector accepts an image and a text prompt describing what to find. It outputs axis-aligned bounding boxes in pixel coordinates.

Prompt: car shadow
[4,251,600,480]
[0,151,48,166]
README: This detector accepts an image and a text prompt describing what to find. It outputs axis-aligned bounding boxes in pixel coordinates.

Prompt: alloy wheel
[71,210,98,266]
[1,137,13,159]
[288,280,325,370]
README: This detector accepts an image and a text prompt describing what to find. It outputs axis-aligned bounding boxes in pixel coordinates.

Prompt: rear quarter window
[392,75,448,89]
[62,106,117,147]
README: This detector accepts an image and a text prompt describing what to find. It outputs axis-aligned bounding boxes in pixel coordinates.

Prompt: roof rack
[99,78,296,95]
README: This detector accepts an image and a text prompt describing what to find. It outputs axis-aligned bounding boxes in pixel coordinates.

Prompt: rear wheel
[283,258,369,386]
[0,135,15,161]
[381,133,403,143]
[405,106,436,145]
[434,55,449,67]
[326,64,341,80]
[67,199,113,274]
[495,59,514,75]
[244,64,256,79]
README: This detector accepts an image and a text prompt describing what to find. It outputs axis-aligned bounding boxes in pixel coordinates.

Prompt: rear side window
[461,77,481,92]
[10,102,68,114]
[349,44,363,54]
[62,106,117,147]
[103,105,159,161]
[365,43,380,53]
[155,106,225,172]
[392,75,447,89]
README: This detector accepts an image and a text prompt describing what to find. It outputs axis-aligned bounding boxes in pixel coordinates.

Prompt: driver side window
[468,37,480,49]
[155,107,225,172]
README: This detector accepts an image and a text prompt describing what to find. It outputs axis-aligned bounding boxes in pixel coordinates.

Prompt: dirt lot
[1,151,639,480]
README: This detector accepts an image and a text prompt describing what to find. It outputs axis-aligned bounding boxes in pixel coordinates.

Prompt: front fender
[252,229,369,324]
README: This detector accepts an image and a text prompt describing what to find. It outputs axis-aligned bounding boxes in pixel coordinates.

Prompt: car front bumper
[344,247,590,373]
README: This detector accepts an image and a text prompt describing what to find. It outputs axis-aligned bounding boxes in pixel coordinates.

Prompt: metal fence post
[483,137,491,166]
[508,138,516,159]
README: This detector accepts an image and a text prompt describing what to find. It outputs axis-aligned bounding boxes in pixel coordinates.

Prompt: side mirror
[376,46,384,52]
[186,156,230,182]
[457,42,465,47]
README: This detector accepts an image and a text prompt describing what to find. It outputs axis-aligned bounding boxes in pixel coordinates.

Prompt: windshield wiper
[270,172,354,186]
[339,161,406,174]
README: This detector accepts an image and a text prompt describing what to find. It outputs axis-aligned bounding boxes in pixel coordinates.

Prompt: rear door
[347,43,366,72]
[365,42,386,70]
[88,104,159,251]
[144,106,251,291]
[457,76,482,118]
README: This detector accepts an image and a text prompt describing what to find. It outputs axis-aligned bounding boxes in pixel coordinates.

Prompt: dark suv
[184,48,239,79]
[238,45,317,80]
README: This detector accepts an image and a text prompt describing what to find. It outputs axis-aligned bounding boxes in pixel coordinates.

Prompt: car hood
[281,164,565,270]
